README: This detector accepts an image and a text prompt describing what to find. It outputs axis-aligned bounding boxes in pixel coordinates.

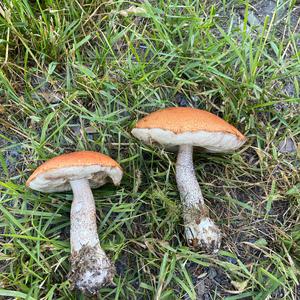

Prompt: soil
[187,264,238,300]
[0,129,25,181]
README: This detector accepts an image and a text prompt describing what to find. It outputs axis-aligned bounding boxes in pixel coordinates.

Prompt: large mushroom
[26,151,123,294]
[132,107,246,253]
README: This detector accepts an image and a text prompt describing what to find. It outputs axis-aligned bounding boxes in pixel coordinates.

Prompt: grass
[0,0,299,299]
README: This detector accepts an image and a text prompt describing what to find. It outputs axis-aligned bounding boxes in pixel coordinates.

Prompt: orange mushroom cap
[26,151,122,193]
[132,107,246,152]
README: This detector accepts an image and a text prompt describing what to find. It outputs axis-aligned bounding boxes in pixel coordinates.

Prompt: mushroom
[26,151,123,294]
[132,107,246,253]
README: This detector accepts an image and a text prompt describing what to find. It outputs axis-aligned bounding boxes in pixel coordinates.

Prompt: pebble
[278,138,297,154]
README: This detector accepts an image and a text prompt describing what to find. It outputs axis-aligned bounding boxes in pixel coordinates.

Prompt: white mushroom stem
[68,178,115,295]
[176,144,221,253]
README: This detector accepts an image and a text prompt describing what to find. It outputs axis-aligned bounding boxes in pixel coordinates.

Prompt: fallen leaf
[119,6,146,17]
[254,238,268,247]
[231,280,249,292]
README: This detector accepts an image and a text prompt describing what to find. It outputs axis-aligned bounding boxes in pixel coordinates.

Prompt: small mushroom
[26,151,123,294]
[132,107,246,253]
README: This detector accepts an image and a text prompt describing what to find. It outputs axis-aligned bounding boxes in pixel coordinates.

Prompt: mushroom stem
[176,144,221,253]
[68,178,115,294]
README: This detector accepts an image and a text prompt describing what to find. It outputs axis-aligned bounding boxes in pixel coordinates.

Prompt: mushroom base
[184,205,221,253]
[69,244,115,295]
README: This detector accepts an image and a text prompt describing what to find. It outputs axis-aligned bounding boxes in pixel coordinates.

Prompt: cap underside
[132,128,246,152]
[28,165,123,193]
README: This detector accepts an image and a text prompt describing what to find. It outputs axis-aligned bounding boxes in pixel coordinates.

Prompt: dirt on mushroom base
[68,244,115,295]
[184,204,221,252]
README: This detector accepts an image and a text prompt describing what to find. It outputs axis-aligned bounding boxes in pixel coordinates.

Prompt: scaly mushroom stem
[176,144,221,253]
[68,179,115,294]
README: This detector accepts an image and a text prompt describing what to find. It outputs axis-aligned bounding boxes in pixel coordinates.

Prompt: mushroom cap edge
[26,151,123,193]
